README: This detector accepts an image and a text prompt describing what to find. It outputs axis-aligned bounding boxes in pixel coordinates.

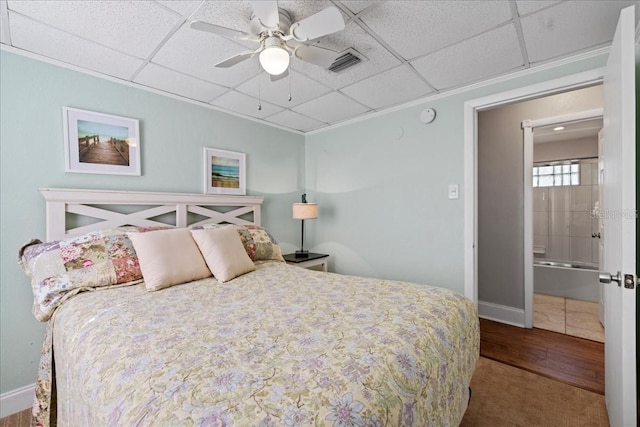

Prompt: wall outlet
[448,184,459,199]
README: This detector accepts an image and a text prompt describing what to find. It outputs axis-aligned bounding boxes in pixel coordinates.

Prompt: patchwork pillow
[19,227,158,321]
[191,226,255,282]
[128,228,211,291]
[245,225,285,262]
[191,224,284,262]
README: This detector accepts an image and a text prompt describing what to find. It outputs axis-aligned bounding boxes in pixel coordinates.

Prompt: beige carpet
[461,357,609,427]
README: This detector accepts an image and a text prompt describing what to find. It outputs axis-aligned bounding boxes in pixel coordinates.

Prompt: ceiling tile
[411,24,523,90]
[235,71,332,108]
[265,110,326,132]
[7,0,181,59]
[337,1,381,15]
[134,63,227,102]
[277,0,345,24]
[340,65,433,109]
[8,12,143,80]
[152,24,261,88]
[189,1,255,48]
[210,90,283,120]
[290,21,401,89]
[193,1,260,28]
[358,1,513,60]
[155,1,200,15]
[515,1,560,16]
[521,0,637,63]
[0,18,8,45]
[292,91,369,124]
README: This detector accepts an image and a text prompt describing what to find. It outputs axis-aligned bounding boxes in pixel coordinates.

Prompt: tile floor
[533,293,604,343]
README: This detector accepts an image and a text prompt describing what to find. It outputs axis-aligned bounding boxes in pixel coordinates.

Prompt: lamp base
[294,250,310,258]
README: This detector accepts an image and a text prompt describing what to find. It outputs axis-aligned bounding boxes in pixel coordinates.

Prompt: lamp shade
[292,203,318,220]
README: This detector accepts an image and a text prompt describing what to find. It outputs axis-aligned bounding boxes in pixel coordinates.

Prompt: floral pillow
[190,224,284,262]
[19,227,163,321]
[245,225,285,262]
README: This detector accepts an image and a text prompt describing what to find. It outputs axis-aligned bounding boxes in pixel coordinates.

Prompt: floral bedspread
[37,262,479,426]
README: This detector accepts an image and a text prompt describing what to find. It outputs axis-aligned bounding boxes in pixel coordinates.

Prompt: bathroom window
[533,162,579,187]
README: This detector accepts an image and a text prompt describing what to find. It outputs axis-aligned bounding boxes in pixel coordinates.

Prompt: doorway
[525,115,604,342]
[470,83,603,328]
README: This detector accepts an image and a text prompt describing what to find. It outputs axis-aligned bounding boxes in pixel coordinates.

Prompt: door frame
[463,68,604,320]
[521,108,603,327]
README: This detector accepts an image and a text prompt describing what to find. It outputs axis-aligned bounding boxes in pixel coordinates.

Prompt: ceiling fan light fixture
[259,37,290,75]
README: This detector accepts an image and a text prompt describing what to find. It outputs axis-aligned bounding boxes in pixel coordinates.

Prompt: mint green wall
[0,51,305,394]
[305,54,607,292]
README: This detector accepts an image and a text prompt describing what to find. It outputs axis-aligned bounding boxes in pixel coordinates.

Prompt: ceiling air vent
[328,48,366,73]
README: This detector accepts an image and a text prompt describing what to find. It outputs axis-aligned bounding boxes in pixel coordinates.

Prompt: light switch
[448,184,459,199]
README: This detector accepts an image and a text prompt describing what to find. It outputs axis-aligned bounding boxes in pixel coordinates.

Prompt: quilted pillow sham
[19,226,164,321]
[245,225,285,262]
[191,224,284,262]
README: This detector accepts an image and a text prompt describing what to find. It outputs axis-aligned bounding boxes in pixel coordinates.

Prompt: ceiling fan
[190,1,345,80]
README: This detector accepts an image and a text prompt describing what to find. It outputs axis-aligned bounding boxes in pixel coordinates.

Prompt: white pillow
[128,228,211,291]
[191,226,256,282]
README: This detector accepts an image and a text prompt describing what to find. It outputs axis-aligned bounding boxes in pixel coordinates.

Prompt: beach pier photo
[77,120,130,166]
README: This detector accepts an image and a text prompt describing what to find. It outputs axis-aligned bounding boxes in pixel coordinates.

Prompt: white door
[597,129,605,327]
[601,5,636,426]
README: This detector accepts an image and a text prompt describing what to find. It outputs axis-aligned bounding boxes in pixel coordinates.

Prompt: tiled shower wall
[533,158,599,265]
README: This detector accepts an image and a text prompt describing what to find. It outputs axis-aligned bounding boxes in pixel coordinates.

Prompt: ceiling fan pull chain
[257,64,263,111]
[288,71,292,102]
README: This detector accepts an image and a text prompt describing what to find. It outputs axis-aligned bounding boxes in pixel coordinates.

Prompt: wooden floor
[480,318,605,394]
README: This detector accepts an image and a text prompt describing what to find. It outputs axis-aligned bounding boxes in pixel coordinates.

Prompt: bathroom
[532,118,604,342]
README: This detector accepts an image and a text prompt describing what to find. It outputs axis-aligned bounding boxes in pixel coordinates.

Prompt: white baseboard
[478,300,526,328]
[0,384,34,418]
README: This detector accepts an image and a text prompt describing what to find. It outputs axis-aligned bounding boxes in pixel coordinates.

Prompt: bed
[21,188,479,427]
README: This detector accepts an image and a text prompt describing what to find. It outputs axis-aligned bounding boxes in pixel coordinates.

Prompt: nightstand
[283,253,329,272]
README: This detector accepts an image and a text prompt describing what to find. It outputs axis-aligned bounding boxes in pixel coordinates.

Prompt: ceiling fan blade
[249,1,280,29]
[190,20,255,41]
[270,68,289,82]
[215,51,257,68]
[290,6,345,42]
[295,45,339,68]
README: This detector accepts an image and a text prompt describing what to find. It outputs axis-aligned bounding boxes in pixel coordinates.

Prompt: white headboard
[40,188,263,241]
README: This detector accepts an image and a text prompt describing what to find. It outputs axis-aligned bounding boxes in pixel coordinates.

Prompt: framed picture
[63,107,141,175]
[203,148,246,195]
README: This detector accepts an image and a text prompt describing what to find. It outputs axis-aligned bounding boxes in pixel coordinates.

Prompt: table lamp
[292,194,318,258]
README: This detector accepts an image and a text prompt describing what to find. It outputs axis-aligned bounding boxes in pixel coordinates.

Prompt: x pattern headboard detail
[40,188,263,241]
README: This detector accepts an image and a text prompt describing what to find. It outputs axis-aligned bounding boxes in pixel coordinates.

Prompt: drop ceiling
[0,1,637,133]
